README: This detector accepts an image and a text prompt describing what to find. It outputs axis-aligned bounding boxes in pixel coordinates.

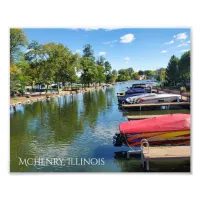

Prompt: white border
[0,0,199,199]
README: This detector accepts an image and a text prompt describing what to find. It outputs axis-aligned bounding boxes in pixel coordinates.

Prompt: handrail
[141,139,149,154]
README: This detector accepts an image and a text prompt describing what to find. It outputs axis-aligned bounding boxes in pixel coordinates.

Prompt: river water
[10,80,190,172]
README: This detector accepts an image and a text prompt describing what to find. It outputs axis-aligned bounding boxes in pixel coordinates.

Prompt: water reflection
[10,81,190,172]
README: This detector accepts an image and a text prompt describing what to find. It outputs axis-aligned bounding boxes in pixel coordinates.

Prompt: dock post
[141,152,144,168]
[146,159,150,171]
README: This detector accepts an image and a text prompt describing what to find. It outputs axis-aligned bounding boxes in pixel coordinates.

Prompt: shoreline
[10,85,107,107]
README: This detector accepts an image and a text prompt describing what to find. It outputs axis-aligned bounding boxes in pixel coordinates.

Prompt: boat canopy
[119,114,190,135]
[126,88,146,94]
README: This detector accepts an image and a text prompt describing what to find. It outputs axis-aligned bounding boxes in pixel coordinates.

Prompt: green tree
[133,72,139,80]
[45,43,79,91]
[96,65,106,85]
[157,75,161,81]
[25,41,45,90]
[178,50,190,86]
[96,56,105,66]
[111,69,118,83]
[165,55,179,86]
[138,70,144,75]
[83,44,95,61]
[117,68,132,81]
[104,61,112,83]
[10,28,28,65]
[144,70,154,78]
[80,57,97,87]
[127,67,134,78]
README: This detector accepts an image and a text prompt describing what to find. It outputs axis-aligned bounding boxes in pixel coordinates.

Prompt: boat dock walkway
[127,114,165,120]
[121,101,190,110]
[140,140,190,171]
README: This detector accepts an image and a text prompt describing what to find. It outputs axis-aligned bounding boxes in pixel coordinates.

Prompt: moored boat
[126,93,181,104]
[113,114,190,147]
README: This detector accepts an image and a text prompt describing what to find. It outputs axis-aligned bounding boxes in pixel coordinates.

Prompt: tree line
[165,51,190,86]
[10,29,118,96]
[10,28,190,97]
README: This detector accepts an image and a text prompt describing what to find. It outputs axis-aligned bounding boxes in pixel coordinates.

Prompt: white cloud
[180,49,190,52]
[174,33,187,40]
[165,40,174,45]
[160,50,167,53]
[103,40,117,45]
[120,34,135,43]
[177,43,188,47]
[68,28,100,31]
[124,56,130,61]
[105,28,121,31]
[83,28,99,31]
[187,40,190,43]
[98,52,106,56]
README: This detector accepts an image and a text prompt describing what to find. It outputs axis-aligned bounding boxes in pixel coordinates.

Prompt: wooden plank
[127,114,165,120]
[121,102,190,108]
[143,146,190,159]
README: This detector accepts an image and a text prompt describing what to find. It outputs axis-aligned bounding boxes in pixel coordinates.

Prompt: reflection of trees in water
[10,104,42,172]
[10,96,84,172]
[83,89,107,128]
[105,87,115,107]
[46,96,84,143]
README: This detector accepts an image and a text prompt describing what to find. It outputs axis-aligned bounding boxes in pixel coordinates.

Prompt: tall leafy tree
[82,44,95,61]
[127,67,134,77]
[178,50,190,86]
[133,72,139,80]
[104,61,112,82]
[104,61,112,75]
[111,69,118,83]
[96,65,106,85]
[80,57,97,87]
[25,41,45,90]
[117,68,131,81]
[96,56,105,66]
[138,70,144,75]
[165,55,179,86]
[10,28,28,65]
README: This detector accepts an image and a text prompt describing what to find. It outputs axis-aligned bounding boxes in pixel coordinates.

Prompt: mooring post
[146,159,150,171]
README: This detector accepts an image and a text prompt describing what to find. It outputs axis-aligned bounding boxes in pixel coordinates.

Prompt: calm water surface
[10,81,190,172]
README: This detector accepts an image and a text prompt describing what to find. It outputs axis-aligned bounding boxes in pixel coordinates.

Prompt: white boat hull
[126,93,181,104]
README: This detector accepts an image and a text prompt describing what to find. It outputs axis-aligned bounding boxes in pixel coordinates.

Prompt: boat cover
[126,88,146,94]
[119,114,190,135]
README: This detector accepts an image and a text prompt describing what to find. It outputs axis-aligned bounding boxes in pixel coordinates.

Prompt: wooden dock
[127,114,165,120]
[121,101,190,109]
[141,145,190,171]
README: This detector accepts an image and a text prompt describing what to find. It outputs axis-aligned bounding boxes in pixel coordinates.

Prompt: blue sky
[23,28,190,72]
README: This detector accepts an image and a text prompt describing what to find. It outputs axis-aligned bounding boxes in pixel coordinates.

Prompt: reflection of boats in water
[126,93,181,104]
[113,114,190,147]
